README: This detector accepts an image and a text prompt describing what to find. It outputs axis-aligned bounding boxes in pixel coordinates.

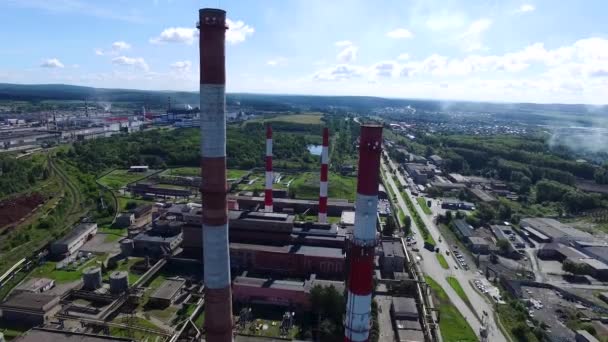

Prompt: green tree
[403,215,412,231]
[496,239,510,255]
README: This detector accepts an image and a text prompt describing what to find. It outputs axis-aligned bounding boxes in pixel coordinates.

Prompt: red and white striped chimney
[344,124,383,342]
[265,124,273,212]
[318,127,329,223]
[198,8,233,342]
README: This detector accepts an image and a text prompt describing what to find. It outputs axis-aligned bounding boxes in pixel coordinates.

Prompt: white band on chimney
[199,84,226,158]
[353,193,378,244]
[318,212,327,223]
[320,181,328,197]
[265,172,273,189]
[202,224,231,289]
[321,146,329,164]
[344,292,372,341]
[266,139,272,156]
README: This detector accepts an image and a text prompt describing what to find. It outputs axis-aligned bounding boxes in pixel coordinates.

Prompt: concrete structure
[468,237,491,254]
[575,330,600,342]
[149,278,186,307]
[232,275,344,309]
[109,271,129,294]
[491,225,526,255]
[115,213,135,228]
[132,229,183,257]
[82,266,102,291]
[468,188,497,203]
[265,124,273,212]
[429,155,443,166]
[341,211,355,227]
[318,127,329,223]
[405,163,434,184]
[14,328,134,341]
[578,258,608,281]
[198,8,233,341]
[0,293,60,327]
[381,240,405,273]
[391,296,419,320]
[50,223,97,256]
[13,278,55,294]
[521,225,551,243]
[344,124,382,342]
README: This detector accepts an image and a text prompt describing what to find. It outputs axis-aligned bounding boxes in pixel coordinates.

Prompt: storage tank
[82,266,102,291]
[109,271,129,294]
[120,239,134,256]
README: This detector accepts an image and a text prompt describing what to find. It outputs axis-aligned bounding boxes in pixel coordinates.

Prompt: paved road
[382,157,507,342]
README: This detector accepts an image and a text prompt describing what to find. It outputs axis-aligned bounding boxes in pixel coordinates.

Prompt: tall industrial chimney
[198,8,233,342]
[265,124,273,212]
[318,128,329,223]
[344,124,383,342]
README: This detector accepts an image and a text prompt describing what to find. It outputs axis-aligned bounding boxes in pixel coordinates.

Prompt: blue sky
[1,0,607,104]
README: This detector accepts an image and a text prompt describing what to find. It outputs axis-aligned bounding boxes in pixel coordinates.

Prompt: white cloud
[150,19,253,45]
[226,19,254,44]
[335,41,358,63]
[372,61,399,77]
[425,11,467,31]
[150,27,197,44]
[313,64,366,81]
[95,48,104,56]
[41,58,64,68]
[112,56,149,71]
[170,60,191,72]
[517,4,536,13]
[267,57,287,66]
[112,41,131,51]
[386,28,413,39]
[397,53,410,60]
[459,18,492,51]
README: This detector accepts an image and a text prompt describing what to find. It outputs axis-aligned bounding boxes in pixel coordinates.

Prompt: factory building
[132,221,183,257]
[50,223,97,257]
[115,213,135,228]
[128,183,192,198]
[381,240,405,274]
[232,274,344,309]
[230,243,344,278]
[0,293,60,328]
[491,225,526,255]
[391,297,424,342]
[521,218,594,244]
[404,163,435,184]
[230,195,354,217]
[452,219,474,241]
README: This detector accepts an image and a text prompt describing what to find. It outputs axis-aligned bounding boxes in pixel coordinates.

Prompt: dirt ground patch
[0,192,46,228]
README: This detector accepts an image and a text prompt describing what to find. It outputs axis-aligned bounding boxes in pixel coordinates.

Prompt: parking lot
[451,248,470,271]
[520,286,577,341]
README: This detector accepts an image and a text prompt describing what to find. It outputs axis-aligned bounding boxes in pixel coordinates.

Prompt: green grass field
[289,172,357,201]
[163,167,199,177]
[403,192,436,246]
[446,276,472,308]
[98,169,153,189]
[417,197,432,214]
[99,225,127,242]
[436,254,449,269]
[228,169,249,180]
[261,113,323,125]
[425,276,477,342]
[103,257,144,284]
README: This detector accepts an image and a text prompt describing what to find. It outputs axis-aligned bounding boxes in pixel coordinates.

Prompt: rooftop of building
[469,188,497,202]
[229,210,295,223]
[53,223,97,246]
[229,195,353,206]
[521,217,594,241]
[579,258,608,270]
[14,328,134,342]
[133,231,182,243]
[448,173,467,183]
[150,278,186,300]
[14,278,54,292]
[0,292,58,311]
[452,219,473,237]
[405,163,434,173]
[229,242,344,258]
[468,236,490,245]
[391,296,418,316]
[382,240,405,258]
[233,276,304,292]
[583,246,608,261]
[395,319,422,331]
[576,330,600,342]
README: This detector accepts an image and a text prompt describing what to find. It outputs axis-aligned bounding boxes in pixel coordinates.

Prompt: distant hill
[0,83,606,116]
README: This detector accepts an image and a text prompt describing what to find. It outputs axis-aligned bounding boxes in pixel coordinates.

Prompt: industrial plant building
[0,293,60,327]
[520,217,594,244]
[50,222,97,256]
